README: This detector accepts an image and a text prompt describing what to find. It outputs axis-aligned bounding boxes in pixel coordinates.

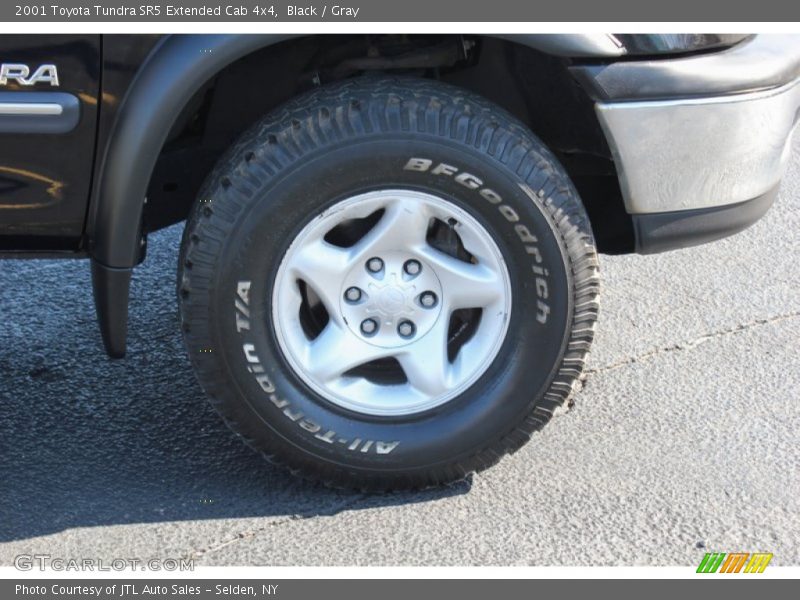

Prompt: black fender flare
[90,34,292,357]
[90,34,293,269]
[89,33,620,357]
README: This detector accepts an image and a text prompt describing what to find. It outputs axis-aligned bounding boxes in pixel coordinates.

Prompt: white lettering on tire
[403,157,551,324]
[234,280,399,455]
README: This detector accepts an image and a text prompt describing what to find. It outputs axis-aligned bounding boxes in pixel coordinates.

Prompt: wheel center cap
[377,286,406,314]
[339,250,443,348]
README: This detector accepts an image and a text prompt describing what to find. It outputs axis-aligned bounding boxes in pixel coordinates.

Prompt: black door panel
[0,35,100,251]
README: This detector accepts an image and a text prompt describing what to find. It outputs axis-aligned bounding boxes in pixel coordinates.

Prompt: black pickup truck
[2,34,798,490]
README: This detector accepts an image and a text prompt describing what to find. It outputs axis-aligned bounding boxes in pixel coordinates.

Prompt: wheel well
[143,34,634,254]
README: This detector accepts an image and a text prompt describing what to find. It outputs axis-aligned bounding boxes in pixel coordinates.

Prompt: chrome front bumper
[596,74,800,215]
[588,35,800,215]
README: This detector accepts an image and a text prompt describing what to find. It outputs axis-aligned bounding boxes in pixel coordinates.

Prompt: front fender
[87,32,620,357]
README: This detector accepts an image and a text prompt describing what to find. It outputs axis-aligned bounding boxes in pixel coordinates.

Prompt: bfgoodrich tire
[179,78,600,491]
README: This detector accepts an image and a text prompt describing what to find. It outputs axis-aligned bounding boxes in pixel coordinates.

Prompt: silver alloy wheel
[272,190,512,416]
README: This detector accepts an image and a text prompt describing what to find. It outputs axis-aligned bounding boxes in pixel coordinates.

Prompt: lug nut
[419,291,437,308]
[397,320,416,338]
[360,318,378,335]
[403,259,422,276]
[367,257,384,273]
[344,287,362,303]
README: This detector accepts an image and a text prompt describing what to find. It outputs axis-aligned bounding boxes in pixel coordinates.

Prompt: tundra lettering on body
[0,63,59,86]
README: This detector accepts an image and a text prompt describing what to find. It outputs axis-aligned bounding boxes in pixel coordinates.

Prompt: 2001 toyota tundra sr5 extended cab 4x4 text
[1,34,798,489]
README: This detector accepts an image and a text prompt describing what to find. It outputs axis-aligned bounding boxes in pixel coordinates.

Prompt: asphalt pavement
[1,139,798,567]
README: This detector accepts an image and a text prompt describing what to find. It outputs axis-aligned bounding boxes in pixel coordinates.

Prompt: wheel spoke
[289,238,351,324]
[415,246,503,310]
[305,323,391,383]
[397,321,451,397]
[350,198,431,260]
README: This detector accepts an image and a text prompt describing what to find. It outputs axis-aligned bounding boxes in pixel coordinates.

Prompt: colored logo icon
[697,552,773,573]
